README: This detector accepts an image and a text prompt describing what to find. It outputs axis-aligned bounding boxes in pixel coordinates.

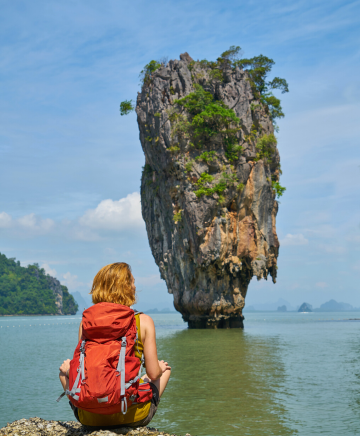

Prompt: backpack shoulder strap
[133,309,142,315]
[65,339,86,401]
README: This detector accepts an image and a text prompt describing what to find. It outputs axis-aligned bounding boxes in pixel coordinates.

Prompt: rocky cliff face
[31,267,78,315]
[137,53,281,328]
[46,276,64,314]
[30,266,64,314]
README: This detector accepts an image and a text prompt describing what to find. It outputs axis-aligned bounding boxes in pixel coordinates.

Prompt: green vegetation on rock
[0,253,78,315]
[121,45,288,130]
[271,181,286,198]
[167,145,180,153]
[185,160,194,173]
[194,171,238,199]
[139,60,161,86]
[225,143,243,162]
[195,151,216,163]
[119,100,134,116]
[175,85,240,151]
[193,46,289,128]
[142,163,153,176]
[255,133,277,163]
[173,210,182,223]
[234,54,288,127]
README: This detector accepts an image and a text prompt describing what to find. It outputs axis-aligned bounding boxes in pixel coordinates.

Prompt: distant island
[298,302,312,312]
[0,252,78,315]
[314,299,354,312]
[244,298,360,312]
[277,305,287,312]
[144,308,176,314]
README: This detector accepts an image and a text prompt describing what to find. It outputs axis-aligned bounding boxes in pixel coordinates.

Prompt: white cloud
[62,272,84,289]
[281,233,309,246]
[79,192,144,231]
[135,274,163,287]
[17,213,54,232]
[41,263,57,277]
[0,193,143,240]
[316,282,328,289]
[0,211,54,235]
[317,244,347,254]
[0,212,12,228]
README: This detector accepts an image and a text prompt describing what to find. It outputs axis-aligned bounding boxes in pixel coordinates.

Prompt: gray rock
[0,418,185,436]
[136,53,281,328]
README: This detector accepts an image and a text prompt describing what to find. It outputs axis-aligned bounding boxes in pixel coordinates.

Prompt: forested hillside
[0,253,78,315]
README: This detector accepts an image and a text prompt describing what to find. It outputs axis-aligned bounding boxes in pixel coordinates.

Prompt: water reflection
[152,329,295,436]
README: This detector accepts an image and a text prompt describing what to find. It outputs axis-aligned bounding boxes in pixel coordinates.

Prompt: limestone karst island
[122,46,288,329]
[0,253,78,316]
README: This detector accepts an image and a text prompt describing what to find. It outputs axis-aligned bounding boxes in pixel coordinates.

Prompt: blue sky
[1,0,359,310]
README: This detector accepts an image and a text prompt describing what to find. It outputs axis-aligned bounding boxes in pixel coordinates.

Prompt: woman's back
[59,262,171,429]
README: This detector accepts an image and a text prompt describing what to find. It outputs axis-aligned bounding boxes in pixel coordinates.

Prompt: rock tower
[136,53,281,328]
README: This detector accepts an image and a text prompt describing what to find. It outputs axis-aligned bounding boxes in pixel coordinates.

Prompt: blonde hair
[90,262,136,306]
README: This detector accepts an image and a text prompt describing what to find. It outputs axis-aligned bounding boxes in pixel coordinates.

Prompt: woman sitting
[59,262,171,429]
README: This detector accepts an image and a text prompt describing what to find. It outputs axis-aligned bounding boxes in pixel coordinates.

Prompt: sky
[1,0,359,311]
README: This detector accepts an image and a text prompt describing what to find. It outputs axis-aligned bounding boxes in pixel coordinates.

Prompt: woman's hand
[59,359,71,377]
[158,360,171,373]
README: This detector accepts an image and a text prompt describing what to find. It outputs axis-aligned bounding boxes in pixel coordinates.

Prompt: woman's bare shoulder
[139,313,154,327]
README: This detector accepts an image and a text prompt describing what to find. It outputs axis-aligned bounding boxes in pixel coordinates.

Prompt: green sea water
[0,311,359,435]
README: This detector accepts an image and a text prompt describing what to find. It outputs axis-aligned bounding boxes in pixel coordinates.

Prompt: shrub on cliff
[120,100,134,116]
[139,60,162,85]
[173,84,241,156]
[234,55,288,127]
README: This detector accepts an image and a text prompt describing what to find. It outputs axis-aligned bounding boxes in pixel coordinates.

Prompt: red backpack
[58,303,153,415]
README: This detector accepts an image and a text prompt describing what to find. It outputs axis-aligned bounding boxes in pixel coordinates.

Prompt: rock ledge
[0,418,189,436]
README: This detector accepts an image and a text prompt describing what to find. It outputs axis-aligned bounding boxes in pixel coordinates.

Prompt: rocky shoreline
[0,418,189,436]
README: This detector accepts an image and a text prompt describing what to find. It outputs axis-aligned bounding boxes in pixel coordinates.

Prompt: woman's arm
[59,359,70,391]
[140,314,170,380]
[59,320,83,394]
[78,320,82,342]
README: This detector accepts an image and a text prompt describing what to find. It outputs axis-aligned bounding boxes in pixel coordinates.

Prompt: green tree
[218,45,243,65]
[234,54,289,126]
[120,100,134,116]
[272,181,286,198]
[174,84,240,151]
[139,60,161,85]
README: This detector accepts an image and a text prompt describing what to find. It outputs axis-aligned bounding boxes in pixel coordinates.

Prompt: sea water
[0,311,359,435]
